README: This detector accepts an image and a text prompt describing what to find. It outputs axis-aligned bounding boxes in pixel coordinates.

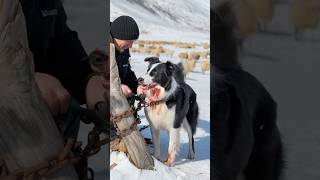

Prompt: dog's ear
[144,57,160,65]
[166,61,174,75]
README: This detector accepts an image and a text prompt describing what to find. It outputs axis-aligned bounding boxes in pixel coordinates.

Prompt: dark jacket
[108,32,138,94]
[21,0,92,104]
[115,48,138,93]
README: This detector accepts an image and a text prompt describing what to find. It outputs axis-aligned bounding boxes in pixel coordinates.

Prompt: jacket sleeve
[122,66,139,94]
[51,0,92,103]
[53,0,91,70]
[117,50,139,94]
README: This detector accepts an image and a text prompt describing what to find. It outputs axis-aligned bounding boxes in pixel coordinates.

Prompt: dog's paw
[163,152,174,166]
[164,160,172,166]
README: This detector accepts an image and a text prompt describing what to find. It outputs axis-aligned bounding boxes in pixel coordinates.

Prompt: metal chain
[0,130,109,180]
[109,94,167,137]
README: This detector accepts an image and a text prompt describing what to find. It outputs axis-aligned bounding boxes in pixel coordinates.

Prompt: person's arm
[51,0,93,104]
[122,67,139,94]
[54,0,90,65]
[117,49,138,94]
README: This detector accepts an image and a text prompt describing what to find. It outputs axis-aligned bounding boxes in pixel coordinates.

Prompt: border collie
[138,57,198,166]
[212,2,284,180]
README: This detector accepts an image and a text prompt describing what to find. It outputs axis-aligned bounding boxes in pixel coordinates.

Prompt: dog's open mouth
[142,83,157,91]
[141,83,161,101]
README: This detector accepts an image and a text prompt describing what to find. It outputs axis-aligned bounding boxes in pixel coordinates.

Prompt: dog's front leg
[164,128,180,166]
[150,126,160,160]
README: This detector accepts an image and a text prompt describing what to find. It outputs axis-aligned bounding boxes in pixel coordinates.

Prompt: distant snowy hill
[111,0,210,42]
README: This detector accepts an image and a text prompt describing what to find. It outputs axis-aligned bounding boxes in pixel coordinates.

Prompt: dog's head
[138,57,178,101]
[139,57,176,90]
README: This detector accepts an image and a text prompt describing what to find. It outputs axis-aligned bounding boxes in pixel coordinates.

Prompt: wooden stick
[109,43,154,169]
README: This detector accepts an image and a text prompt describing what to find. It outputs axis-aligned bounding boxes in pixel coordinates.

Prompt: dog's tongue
[151,88,160,97]
[149,87,161,101]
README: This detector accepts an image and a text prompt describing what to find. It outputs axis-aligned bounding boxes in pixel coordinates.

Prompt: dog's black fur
[211,2,284,180]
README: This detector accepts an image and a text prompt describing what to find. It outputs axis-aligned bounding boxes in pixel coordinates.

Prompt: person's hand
[137,85,145,95]
[35,73,71,115]
[121,84,132,97]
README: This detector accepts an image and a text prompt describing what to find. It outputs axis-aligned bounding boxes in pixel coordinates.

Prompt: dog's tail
[187,90,199,135]
[212,1,241,70]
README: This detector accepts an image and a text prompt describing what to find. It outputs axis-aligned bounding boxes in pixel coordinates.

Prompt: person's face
[113,38,135,52]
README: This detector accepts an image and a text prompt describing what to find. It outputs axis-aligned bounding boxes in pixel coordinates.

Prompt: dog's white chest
[145,104,175,130]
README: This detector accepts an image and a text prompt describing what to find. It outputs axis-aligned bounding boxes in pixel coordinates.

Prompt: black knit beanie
[111,16,140,40]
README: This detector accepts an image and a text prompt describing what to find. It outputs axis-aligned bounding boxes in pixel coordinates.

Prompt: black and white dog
[138,57,198,166]
[212,2,284,180]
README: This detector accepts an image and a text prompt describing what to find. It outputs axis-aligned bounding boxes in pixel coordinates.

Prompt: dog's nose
[137,77,144,85]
